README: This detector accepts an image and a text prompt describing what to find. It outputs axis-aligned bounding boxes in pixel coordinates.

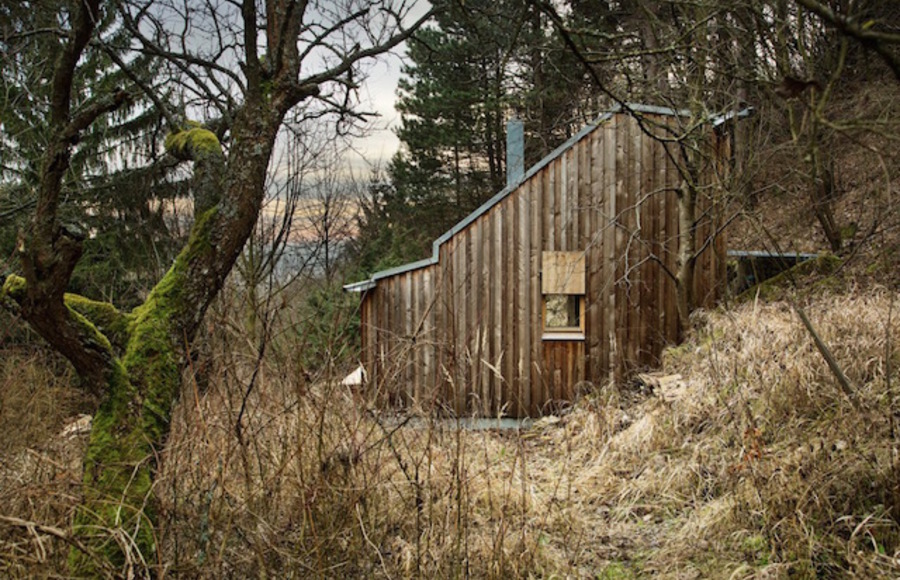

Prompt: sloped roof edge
[344,103,752,292]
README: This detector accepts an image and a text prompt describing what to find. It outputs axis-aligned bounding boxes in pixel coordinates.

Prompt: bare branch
[63,89,131,140]
[289,5,437,111]
[794,0,900,81]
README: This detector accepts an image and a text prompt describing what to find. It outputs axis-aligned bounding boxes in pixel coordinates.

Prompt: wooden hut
[345,104,745,417]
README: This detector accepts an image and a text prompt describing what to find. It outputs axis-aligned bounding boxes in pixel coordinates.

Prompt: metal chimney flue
[506,117,524,188]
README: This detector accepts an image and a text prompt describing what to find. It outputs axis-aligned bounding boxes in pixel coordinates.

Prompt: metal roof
[344,103,754,292]
[727,250,819,259]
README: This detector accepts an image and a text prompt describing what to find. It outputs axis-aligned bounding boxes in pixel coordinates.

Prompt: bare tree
[0,0,435,574]
[305,164,360,283]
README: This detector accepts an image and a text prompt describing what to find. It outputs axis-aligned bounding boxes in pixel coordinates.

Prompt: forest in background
[2,0,900,576]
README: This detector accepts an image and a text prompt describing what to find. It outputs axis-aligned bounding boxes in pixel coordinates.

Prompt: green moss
[70,361,155,575]
[1,274,25,314]
[128,208,216,440]
[2,273,26,297]
[741,534,770,566]
[3,275,118,364]
[65,293,133,352]
[70,209,219,574]
[597,562,636,579]
[164,125,222,159]
[840,222,858,242]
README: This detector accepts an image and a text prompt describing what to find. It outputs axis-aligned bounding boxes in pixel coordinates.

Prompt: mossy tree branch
[64,293,133,354]
[2,274,118,395]
[7,0,438,574]
[165,126,225,216]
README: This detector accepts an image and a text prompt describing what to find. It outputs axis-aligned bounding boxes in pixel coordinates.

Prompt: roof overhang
[343,279,376,292]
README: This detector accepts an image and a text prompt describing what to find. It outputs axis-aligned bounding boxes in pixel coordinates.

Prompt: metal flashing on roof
[371,257,436,281]
[344,103,753,292]
[711,107,755,128]
[342,257,437,292]
[617,102,692,117]
[343,279,376,292]
[727,250,819,259]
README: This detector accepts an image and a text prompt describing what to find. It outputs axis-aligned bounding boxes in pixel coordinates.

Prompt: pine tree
[1,0,182,307]
[353,0,610,270]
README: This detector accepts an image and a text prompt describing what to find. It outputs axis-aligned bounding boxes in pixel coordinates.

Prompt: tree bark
[4,115,283,574]
[1,0,436,573]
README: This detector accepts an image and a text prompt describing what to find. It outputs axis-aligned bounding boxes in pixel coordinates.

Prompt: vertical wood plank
[505,197,516,416]
[577,136,590,388]
[560,149,570,250]
[508,196,519,416]
[411,271,420,403]
[545,166,555,253]
[626,114,640,370]
[492,200,503,415]
[480,214,491,415]
[588,129,604,386]
[385,278,394,404]
[638,117,652,367]
[452,238,464,414]
[568,146,579,251]
[518,181,531,418]
[402,273,411,404]
[613,114,627,380]
[531,172,544,415]
[471,218,484,415]
[665,139,680,343]
[646,134,661,364]
[465,228,475,413]
[421,268,432,407]
[440,246,452,410]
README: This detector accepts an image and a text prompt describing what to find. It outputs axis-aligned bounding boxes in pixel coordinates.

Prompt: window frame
[541,251,586,341]
[542,294,586,340]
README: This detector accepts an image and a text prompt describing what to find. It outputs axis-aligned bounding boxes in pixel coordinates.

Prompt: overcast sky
[346,52,405,176]
[342,0,436,178]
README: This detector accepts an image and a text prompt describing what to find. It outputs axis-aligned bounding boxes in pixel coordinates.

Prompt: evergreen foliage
[352,0,617,272]
[1,1,184,308]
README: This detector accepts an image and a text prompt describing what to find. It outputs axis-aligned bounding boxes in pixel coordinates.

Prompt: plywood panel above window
[542,251,586,295]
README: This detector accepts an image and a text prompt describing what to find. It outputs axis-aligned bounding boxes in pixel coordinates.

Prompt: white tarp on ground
[341,365,366,387]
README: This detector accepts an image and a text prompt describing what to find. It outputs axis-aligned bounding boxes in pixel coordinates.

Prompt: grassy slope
[529,289,900,577]
[2,289,899,578]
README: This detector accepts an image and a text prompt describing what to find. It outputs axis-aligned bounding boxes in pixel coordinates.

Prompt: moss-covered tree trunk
[5,115,281,574]
[0,2,291,570]
[0,0,431,575]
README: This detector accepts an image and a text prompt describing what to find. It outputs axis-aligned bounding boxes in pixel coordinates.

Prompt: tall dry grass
[0,332,91,576]
[2,288,900,578]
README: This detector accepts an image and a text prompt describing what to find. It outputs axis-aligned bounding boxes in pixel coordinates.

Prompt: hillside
[2,288,898,577]
[728,80,900,281]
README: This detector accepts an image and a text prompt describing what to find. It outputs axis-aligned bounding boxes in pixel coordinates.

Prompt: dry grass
[2,288,900,577]
[0,343,91,577]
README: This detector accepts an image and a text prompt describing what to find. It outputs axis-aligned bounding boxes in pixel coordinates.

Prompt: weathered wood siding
[358,111,728,417]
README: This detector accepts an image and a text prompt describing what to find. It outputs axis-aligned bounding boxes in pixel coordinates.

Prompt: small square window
[544,295,581,330]
[541,251,586,340]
